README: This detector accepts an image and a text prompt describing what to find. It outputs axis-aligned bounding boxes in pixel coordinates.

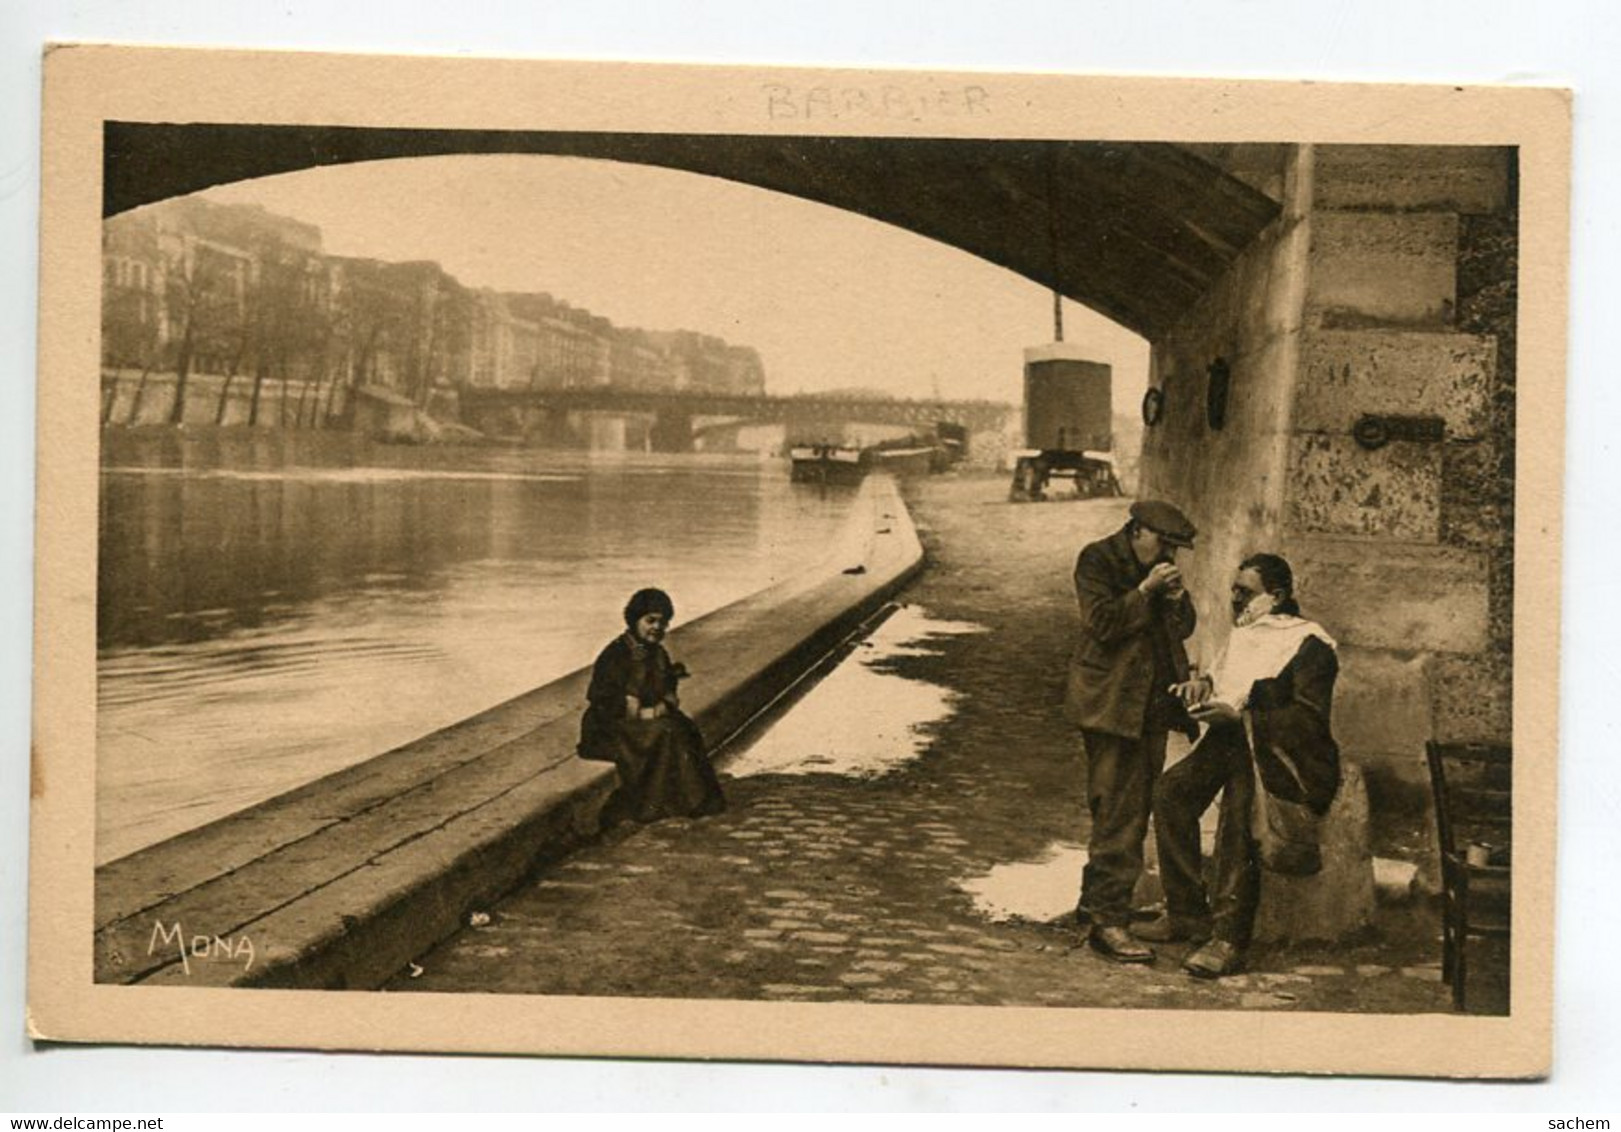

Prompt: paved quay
[391,473,1449,1013]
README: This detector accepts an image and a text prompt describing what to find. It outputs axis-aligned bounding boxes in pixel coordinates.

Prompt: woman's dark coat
[577,633,725,821]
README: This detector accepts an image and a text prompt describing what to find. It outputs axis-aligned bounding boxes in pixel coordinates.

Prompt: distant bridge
[458,386,1014,449]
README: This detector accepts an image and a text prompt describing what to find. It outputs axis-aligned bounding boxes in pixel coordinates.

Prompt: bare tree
[212,325,252,426]
[242,246,314,427]
[300,309,339,429]
[210,259,255,426]
[402,271,472,411]
[327,260,403,428]
[162,239,238,427]
[103,279,163,426]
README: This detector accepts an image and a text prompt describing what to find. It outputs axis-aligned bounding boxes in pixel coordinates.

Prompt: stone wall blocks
[1439,439,1515,549]
[1260,221,1311,337]
[1286,433,1442,542]
[1312,145,1513,215]
[1330,646,1436,762]
[1278,533,1490,654]
[1430,651,1513,744]
[1307,212,1459,329]
[1295,329,1496,438]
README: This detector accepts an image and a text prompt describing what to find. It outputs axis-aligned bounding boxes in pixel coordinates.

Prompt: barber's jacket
[1065,526,1197,739]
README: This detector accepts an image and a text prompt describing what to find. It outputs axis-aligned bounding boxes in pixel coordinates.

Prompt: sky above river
[200,154,1149,410]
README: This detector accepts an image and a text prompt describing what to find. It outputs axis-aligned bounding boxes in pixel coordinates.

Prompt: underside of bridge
[103,124,1281,341]
[103,126,1517,809]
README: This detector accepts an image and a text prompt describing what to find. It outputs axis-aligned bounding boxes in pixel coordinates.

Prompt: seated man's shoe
[1088,925,1156,965]
[1131,914,1212,944]
[1182,939,1245,979]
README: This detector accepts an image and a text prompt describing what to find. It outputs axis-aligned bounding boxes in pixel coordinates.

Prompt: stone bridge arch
[104,125,1281,340]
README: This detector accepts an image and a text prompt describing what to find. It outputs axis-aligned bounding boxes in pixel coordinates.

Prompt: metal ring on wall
[1142,386,1165,427]
[1352,415,1391,450]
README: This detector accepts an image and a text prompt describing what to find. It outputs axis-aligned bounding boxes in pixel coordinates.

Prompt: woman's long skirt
[610,712,726,822]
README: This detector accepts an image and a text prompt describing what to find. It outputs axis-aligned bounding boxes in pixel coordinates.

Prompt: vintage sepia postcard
[28,45,1568,1077]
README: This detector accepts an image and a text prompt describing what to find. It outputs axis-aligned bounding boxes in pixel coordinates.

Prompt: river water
[96,433,860,863]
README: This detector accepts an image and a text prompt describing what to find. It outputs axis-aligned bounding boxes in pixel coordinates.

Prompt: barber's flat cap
[1130,500,1197,547]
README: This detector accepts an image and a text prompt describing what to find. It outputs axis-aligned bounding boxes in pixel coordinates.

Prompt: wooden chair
[1425,740,1512,1013]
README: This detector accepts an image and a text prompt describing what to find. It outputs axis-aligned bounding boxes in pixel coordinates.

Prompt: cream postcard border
[29,45,1570,1077]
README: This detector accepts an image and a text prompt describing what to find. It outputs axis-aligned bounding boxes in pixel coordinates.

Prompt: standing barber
[1067,500,1198,964]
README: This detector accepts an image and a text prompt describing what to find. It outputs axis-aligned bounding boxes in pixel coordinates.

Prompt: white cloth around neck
[1208,614,1336,710]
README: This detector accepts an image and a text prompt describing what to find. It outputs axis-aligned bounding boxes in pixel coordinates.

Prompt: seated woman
[577,587,726,823]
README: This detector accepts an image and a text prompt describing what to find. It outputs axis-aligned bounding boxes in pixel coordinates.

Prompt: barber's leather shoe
[1088,925,1156,964]
[1131,915,1212,944]
[1182,939,1245,979]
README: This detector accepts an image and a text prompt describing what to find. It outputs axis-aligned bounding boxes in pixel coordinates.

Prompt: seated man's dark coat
[1247,634,1340,816]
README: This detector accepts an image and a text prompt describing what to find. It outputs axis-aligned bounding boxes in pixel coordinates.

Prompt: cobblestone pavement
[392,474,1451,1013]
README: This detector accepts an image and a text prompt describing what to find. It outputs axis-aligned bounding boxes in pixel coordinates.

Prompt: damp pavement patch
[957,841,1088,923]
[723,605,987,779]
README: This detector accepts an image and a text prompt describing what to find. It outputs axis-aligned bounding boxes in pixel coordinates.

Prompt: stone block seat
[1133,759,1376,944]
[1253,760,1376,943]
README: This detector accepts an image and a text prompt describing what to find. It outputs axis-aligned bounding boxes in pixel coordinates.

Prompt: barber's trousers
[1152,722,1261,946]
[1077,728,1167,928]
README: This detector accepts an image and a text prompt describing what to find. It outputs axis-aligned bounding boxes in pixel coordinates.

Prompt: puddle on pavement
[721,604,986,778]
[957,841,1089,923]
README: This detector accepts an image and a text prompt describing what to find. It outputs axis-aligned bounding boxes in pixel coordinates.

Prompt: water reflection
[956,842,1090,924]
[722,605,987,778]
[97,431,857,862]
